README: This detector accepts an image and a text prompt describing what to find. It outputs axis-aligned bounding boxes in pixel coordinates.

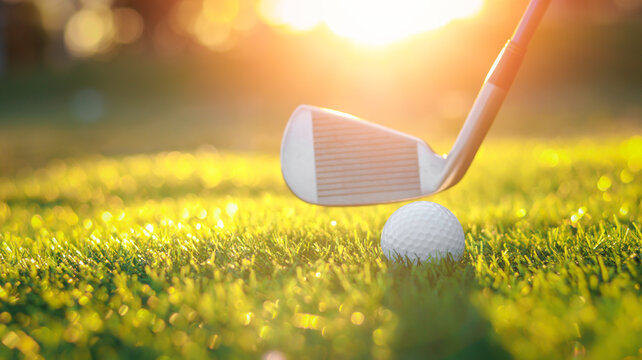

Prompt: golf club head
[280,105,446,206]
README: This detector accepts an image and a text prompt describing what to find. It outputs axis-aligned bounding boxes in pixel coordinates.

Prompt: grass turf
[0,137,640,359]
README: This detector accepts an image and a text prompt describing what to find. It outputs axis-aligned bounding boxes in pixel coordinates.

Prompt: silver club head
[279,0,550,206]
[280,105,447,206]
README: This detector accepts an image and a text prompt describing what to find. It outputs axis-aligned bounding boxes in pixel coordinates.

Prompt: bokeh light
[64,7,115,57]
[166,0,257,52]
[169,0,202,35]
[32,0,75,31]
[193,13,234,50]
[202,0,240,24]
[112,7,144,45]
[70,88,106,123]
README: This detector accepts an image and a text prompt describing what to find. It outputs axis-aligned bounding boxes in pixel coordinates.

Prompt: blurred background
[0,0,640,172]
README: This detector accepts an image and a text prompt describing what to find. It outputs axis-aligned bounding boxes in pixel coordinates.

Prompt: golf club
[281,0,550,206]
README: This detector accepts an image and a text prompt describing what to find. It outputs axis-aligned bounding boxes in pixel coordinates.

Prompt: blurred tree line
[0,0,640,75]
[0,0,639,164]
[0,0,186,73]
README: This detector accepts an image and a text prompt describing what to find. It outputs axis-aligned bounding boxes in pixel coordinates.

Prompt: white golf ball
[380,201,465,263]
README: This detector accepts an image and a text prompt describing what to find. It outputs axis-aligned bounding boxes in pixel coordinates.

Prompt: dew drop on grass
[101,212,112,222]
[242,312,253,326]
[226,203,238,217]
[619,204,629,216]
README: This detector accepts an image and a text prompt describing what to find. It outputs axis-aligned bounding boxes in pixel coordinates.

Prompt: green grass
[0,137,641,359]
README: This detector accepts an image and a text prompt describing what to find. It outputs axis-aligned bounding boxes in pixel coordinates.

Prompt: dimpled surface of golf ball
[381,201,465,263]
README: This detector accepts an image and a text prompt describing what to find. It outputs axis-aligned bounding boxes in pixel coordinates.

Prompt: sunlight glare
[259,0,484,45]
[258,0,323,31]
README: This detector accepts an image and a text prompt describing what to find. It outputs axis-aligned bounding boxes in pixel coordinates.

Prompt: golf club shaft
[441,0,550,190]
[512,0,552,47]
[488,0,551,90]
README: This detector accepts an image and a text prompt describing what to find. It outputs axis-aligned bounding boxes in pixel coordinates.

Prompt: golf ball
[380,201,465,263]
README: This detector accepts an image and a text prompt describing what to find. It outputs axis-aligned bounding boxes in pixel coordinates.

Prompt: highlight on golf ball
[381,201,465,263]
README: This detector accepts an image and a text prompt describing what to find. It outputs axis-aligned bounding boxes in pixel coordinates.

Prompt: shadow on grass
[384,258,511,360]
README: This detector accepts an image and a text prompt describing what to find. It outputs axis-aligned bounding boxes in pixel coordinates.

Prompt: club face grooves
[311,111,422,205]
